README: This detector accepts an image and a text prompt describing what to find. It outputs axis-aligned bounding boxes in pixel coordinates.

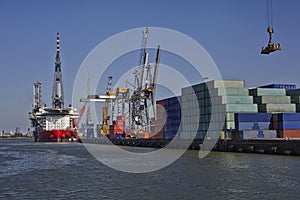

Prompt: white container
[249,88,286,96]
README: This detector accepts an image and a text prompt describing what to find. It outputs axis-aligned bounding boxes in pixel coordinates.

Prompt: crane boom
[152,45,161,100]
[139,27,149,67]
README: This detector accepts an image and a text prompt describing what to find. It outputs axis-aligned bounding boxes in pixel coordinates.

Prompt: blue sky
[0,0,299,132]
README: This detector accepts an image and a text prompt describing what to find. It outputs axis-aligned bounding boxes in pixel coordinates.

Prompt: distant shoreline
[0,137,33,140]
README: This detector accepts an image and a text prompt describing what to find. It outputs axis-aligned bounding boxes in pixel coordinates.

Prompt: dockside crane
[129,28,161,137]
[101,76,115,135]
[80,27,160,139]
[261,0,281,54]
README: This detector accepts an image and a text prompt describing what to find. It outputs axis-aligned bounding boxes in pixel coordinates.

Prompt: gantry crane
[101,76,115,135]
[80,28,160,139]
[129,28,161,137]
[261,0,281,54]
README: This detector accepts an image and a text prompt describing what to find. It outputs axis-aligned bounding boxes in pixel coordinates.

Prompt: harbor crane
[101,76,114,135]
[80,27,160,139]
[261,0,281,54]
[129,28,161,137]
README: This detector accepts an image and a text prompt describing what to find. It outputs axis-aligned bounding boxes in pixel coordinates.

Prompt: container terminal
[77,28,300,156]
[28,3,300,155]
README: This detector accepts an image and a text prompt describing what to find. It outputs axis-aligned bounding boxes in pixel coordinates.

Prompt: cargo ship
[29,33,79,142]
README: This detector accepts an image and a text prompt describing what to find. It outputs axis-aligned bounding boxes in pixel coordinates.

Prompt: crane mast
[129,28,161,137]
[52,33,65,108]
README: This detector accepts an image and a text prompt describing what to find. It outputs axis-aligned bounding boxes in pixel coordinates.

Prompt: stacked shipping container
[155,97,181,139]
[286,89,300,112]
[272,113,300,138]
[109,115,126,139]
[156,80,300,140]
[234,113,277,139]
[181,85,201,139]
[181,80,258,139]
[249,88,296,112]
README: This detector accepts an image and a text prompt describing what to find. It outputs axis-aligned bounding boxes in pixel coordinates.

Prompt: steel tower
[52,33,65,108]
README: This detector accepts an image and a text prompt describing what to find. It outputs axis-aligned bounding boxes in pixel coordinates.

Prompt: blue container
[259,84,296,90]
[273,113,300,122]
[115,134,125,139]
[235,122,272,131]
[235,113,272,123]
[277,121,300,130]
[163,132,177,139]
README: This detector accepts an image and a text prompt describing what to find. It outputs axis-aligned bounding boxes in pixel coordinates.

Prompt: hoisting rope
[266,0,273,29]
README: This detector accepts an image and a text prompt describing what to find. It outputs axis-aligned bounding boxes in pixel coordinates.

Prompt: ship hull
[36,130,79,142]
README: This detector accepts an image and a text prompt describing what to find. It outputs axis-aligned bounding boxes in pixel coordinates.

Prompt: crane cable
[266,0,273,28]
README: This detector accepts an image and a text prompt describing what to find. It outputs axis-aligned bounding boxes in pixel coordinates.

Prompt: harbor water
[0,139,299,199]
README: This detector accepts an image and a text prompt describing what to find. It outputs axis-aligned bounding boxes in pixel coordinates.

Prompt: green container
[211,96,253,104]
[210,88,249,97]
[249,88,286,96]
[206,80,245,89]
[258,104,296,113]
[254,96,291,104]
[225,104,258,113]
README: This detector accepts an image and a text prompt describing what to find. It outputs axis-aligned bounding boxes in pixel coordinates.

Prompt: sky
[0,0,300,133]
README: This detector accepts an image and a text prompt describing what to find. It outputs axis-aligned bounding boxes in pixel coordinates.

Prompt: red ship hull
[37,130,79,142]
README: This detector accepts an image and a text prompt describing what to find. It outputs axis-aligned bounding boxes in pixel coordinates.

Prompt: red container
[278,130,300,138]
[150,130,163,139]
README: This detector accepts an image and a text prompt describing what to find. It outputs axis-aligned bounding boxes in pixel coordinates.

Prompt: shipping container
[254,96,291,104]
[226,113,235,121]
[235,122,272,131]
[286,88,300,96]
[224,121,235,130]
[206,80,245,89]
[272,113,300,121]
[277,130,300,138]
[296,104,300,112]
[290,96,300,103]
[258,104,296,113]
[235,113,272,123]
[222,104,257,113]
[249,88,286,96]
[137,132,150,139]
[240,130,277,139]
[210,88,249,97]
[259,84,296,90]
[276,121,300,130]
[211,96,253,104]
